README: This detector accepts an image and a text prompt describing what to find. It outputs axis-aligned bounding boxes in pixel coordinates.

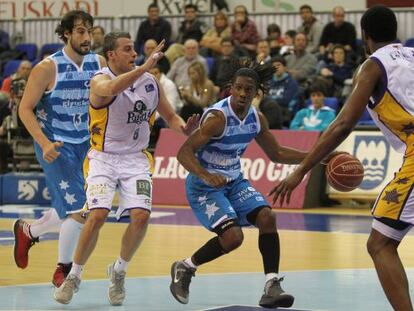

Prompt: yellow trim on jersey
[89,106,109,151]
[373,91,414,154]
[143,149,154,175]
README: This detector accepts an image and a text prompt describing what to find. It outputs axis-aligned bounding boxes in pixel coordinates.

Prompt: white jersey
[368,43,414,154]
[89,67,159,154]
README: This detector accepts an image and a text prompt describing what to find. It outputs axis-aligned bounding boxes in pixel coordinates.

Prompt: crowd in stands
[0,3,384,173]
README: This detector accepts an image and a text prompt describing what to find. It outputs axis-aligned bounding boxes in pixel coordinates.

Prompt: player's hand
[42,141,63,163]
[202,173,228,188]
[142,39,165,71]
[320,151,349,165]
[181,114,200,136]
[268,169,306,207]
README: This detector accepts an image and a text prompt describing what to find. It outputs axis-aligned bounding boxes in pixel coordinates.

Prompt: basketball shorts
[371,159,414,240]
[85,149,152,220]
[34,140,89,219]
[186,173,269,231]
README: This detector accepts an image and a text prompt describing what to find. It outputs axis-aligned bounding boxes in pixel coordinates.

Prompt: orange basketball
[326,153,364,192]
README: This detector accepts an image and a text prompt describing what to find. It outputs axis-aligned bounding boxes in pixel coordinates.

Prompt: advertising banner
[328,131,404,199]
[2,172,50,204]
[153,129,320,208]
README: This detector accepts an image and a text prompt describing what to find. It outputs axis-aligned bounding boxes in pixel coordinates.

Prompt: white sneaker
[53,274,80,304]
[107,263,126,306]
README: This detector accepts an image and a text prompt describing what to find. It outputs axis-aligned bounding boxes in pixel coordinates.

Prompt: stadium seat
[3,60,22,78]
[357,108,376,126]
[206,57,214,73]
[405,37,414,47]
[305,97,339,112]
[39,43,64,59]
[15,43,38,61]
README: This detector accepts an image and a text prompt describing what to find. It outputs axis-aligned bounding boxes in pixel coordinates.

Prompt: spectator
[289,83,335,131]
[149,64,183,113]
[176,4,206,44]
[136,39,170,74]
[209,37,238,93]
[297,4,324,54]
[200,11,231,56]
[179,61,217,121]
[255,39,271,65]
[135,3,172,53]
[266,24,284,56]
[268,56,300,112]
[319,6,357,56]
[285,32,317,85]
[167,39,207,89]
[91,25,105,55]
[0,92,11,173]
[279,30,296,56]
[1,60,32,97]
[317,44,354,98]
[231,5,260,57]
[0,28,10,53]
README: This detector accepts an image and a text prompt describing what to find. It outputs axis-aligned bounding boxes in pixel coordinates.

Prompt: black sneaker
[259,277,294,308]
[169,261,196,304]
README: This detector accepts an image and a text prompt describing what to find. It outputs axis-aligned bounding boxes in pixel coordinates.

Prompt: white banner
[0,0,366,19]
[328,131,404,199]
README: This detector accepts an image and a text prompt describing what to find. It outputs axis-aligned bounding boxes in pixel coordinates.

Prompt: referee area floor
[1,204,414,310]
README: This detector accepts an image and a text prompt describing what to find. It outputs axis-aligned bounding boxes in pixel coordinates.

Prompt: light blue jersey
[196,96,261,181]
[187,96,269,231]
[36,50,100,144]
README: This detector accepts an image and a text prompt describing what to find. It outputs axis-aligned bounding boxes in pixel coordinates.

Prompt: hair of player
[55,10,94,44]
[360,5,397,42]
[102,31,131,61]
[221,58,275,94]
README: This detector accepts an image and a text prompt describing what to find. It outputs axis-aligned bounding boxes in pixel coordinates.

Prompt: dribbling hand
[42,141,64,163]
[268,169,305,207]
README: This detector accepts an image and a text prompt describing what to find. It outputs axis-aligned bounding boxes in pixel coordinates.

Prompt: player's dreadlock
[220,58,276,94]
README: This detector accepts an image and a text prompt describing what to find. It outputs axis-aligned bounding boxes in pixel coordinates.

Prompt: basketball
[326,153,364,192]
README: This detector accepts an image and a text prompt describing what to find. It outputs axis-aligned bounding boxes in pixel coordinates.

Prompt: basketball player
[14,10,105,288]
[169,59,309,309]
[270,6,414,310]
[54,32,198,306]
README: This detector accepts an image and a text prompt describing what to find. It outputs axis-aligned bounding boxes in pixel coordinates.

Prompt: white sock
[184,258,197,270]
[265,273,279,282]
[29,208,62,238]
[114,257,129,273]
[69,263,84,279]
[58,217,84,264]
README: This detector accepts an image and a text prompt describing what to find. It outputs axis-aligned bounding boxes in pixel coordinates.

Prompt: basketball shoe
[13,219,39,269]
[52,263,73,287]
[53,274,80,304]
[169,261,196,304]
[107,263,126,306]
[259,277,294,308]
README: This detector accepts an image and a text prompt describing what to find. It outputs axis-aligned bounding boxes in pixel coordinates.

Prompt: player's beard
[70,38,91,56]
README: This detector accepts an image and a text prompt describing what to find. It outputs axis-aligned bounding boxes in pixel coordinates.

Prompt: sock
[259,232,280,274]
[184,258,197,269]
[114,257,129,273]
[29,208,63,238]
[58,218,84,264]
[192,236,226,266]
[69,263,84,279]
[265,272,279,282]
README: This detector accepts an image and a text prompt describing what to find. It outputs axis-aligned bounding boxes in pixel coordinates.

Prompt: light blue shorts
[186,173,269,231]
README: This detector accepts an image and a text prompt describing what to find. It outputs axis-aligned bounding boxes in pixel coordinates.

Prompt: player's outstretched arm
[91,40,165,98]
[156,80,199,135]
[177,111,227,188]
[269,58,382,206]
[255,112,307,164]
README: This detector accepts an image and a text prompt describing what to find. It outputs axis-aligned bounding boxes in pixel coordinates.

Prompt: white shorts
[85,149,152,220]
